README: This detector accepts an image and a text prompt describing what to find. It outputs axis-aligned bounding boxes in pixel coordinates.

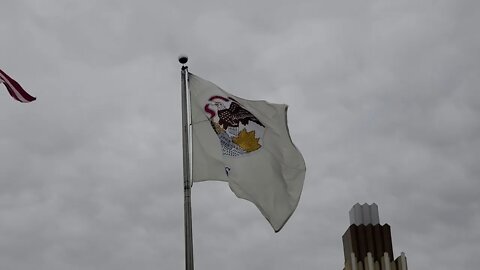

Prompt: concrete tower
[342,203,408,270]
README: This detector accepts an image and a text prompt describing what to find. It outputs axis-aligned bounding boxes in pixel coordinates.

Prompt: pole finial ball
[178,55,188,64]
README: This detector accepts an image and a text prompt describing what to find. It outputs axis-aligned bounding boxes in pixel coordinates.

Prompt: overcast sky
[1,0,479,269]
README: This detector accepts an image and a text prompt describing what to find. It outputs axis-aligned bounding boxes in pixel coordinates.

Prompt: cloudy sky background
[1,0,479,269]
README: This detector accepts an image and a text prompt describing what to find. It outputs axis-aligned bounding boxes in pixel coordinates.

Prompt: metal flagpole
[179,55,194,270]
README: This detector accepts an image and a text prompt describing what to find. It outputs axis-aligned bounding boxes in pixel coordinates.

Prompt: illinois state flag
[189,73,306,232]
[0,68,36,103]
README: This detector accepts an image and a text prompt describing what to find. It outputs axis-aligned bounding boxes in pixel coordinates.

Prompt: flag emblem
[204,95,265,157]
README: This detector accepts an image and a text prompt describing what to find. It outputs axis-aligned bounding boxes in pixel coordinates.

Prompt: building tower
[342,203,408,270]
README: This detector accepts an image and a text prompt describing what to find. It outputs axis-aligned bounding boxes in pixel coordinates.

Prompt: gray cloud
[1,0,479,269]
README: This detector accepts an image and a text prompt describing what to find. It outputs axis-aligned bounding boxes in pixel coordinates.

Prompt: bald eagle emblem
[204,95,265,157]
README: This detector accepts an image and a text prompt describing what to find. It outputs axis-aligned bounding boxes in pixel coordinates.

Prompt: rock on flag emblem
[204,95,265,157]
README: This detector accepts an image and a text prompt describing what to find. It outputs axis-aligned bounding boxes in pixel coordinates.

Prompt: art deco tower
[342,203,408,270]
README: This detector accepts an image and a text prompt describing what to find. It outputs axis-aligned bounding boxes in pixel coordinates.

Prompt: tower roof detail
[349,203,380,225]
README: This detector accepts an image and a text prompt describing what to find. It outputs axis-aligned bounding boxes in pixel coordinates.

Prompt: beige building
[342,203,408,270]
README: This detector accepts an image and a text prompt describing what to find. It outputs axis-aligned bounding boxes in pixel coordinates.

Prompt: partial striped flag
[0,68,36,103]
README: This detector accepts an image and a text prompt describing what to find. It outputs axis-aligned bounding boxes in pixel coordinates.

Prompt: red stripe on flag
[0,69,36,103]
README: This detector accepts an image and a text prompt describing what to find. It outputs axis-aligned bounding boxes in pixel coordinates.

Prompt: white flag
[189,73,306,232]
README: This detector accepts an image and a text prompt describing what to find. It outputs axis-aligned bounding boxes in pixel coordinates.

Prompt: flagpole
[179,55,194,270]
